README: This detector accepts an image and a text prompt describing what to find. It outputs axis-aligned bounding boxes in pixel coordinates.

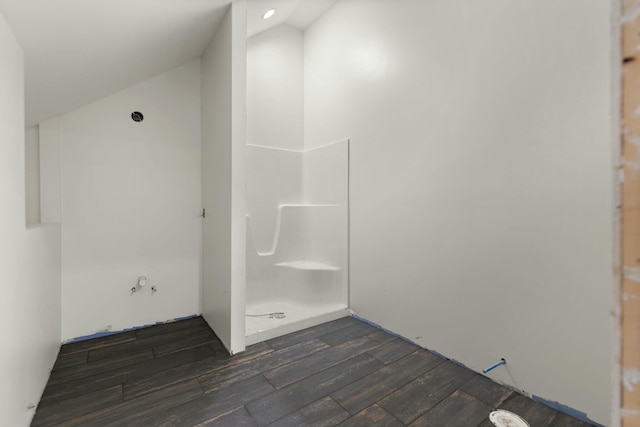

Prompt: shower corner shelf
[274,260,340,271]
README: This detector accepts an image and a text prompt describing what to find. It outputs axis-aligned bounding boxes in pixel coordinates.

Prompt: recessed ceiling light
[263,9,275,19]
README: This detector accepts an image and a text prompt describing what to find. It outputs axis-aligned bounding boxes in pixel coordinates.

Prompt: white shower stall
[244,19,349,344]
[245,141,349,343]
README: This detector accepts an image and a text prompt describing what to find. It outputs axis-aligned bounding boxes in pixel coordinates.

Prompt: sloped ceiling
[247,0,336,37]
[0,0,231,127]
[0,0,337,127]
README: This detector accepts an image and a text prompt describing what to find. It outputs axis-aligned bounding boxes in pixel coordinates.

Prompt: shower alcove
[245,141,349,345]
[244,13,350,344]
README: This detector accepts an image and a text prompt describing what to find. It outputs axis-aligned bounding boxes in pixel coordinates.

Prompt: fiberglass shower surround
[245,140,349,344]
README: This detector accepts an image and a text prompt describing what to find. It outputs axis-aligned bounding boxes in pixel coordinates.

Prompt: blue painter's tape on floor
[351,313,450,360]
[64,314,199,343]
[353,313,501,377]
[532,395,602,426]
[66,330,121,343]
[353,313,601,427]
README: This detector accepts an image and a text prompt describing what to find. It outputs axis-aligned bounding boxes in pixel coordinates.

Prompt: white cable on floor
[246,312,286,319]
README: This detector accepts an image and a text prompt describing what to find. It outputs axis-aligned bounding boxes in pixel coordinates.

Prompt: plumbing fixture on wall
[483,358,506,374]
[130,276,157,295]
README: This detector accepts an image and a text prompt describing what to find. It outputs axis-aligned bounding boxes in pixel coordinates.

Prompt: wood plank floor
[32,316,596,426]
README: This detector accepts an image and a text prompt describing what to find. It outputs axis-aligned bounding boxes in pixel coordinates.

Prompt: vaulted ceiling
[0,0,336,127]
[247,0,336,37]
[0,0,231,127]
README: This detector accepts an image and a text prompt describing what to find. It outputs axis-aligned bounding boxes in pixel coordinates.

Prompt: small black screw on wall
[131,111,144,122]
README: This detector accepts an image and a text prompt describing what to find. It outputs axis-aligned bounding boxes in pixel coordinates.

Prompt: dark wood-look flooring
[32,316,596,427]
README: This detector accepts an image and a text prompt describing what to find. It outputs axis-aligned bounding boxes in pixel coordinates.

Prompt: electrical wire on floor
[246,312,286,319]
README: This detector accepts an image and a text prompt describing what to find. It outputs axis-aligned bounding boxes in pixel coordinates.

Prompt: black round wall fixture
[131,111,144,122]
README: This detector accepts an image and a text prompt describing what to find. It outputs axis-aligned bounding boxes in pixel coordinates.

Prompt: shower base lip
[274,260,340,271]
[245,303,350,346]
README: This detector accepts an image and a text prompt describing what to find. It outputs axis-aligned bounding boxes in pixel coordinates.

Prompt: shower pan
[245,140,349,345]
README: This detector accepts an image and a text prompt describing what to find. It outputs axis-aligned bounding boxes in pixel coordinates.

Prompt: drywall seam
[39,117,62,223]
[246,204,339,256]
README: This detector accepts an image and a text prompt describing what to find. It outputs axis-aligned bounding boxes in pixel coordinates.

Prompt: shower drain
[488,410,530,427]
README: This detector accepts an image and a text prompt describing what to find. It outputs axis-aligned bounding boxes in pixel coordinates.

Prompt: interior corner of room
[0,0,626,426]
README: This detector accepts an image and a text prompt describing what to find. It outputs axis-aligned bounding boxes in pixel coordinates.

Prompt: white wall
[0,12,61,426]
[25,126,40,225]
[245,142,349,308]
[244,141,349,344]
[304,0,614,424]
[302,141,349,276]
[247,24,304,150]
[39,118,61,224]
[201,0,247,354]
[246,146,302,254]
[53,60,202,341]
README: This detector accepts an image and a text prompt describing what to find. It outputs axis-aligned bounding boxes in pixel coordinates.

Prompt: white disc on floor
[488,410,530,427]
